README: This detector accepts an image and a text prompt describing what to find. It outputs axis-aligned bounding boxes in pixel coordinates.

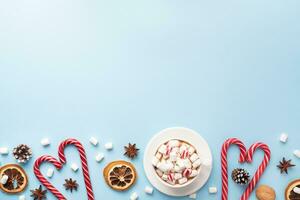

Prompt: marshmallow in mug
[152,139,201,186]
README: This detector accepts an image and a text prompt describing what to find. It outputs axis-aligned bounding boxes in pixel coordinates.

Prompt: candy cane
[241,143,271,200]
[221,138,247,200]
[34,155,66,200]
[58,138,95,200]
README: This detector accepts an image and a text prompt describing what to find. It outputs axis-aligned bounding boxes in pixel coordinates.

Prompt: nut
[256,185,276,200]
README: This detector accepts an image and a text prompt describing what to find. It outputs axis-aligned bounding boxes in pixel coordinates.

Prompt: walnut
[256,185,276,200]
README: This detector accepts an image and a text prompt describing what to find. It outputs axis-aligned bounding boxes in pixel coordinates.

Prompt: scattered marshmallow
[178,177,188,184]
[279,133,288,143]
[293,187,300,194]
[0,147,9,155]
[130,192,138,200]
[19,195,26,200]
[209,186,217,194]
[189,193,197,199]
[89,137,98,146]
[71,163,79,172]
[104,142,113,150]
[41,138,50,146]
[293,150,300,158]
[145,186,153,194]
[0,175,8,184]
[46,168,54,178]
[95,153,104,162]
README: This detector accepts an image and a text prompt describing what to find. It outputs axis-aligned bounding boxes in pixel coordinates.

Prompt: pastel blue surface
[0,0,300,199]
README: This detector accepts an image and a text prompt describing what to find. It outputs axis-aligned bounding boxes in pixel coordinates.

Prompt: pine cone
[231,168,250,185]
[13,144,32,163]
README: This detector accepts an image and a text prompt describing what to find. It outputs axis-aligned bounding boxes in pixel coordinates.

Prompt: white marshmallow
[161,174,168,181]
[145,186,153,194]
[190,169,199,178]
[179,145,188,154]
[169,151,177,162]
[174,173,182,180]
[41,138,50,146]
[178,177,188,184]
[171,147,179,154]
[293,150,300,158]
[104,142,113,150]
[167,180,175,185]
[189,193,197,199]
[190,153,199,162]
[192,159,202,168]
[95,153,104,162]
[71,163,79,172]
[0,147,9,155]
[183,159,192,169]
[176,159,186,170]
[157,162,169,172]
[0,175,8,184]
[188,146,195,155]
[152,157,159,167]
[156,169,163,177]
[46,168,54,178]
[130,192,139,200]
[280,133,288,143]
[293,187,300,194]
[168,140,180,147]
[89,137,98,146]
[158,145,167,154]
[155,152,162,159]
[209,187,217,194]
[19,195,26,200]
[174,165,182,172]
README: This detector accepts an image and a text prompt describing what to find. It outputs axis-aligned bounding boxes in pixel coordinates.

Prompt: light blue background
[1,0,300,199]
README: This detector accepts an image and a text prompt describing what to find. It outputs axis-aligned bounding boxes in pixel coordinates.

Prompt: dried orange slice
[285,179,300,200]
[0,164,28,194]
[103,160,137,191]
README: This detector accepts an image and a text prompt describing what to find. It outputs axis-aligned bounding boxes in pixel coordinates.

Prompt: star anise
[30,185,47,200]
[64,178,78,192]
[124,143,139,159]
[277,157,295,174]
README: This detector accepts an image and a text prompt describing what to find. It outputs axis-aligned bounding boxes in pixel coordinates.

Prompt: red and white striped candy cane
[34,155,66,200]
[180,149,189,159]
[221,138,247,200]
[241,142,271,200]
[58,138,95,200]
[182,168,192,177]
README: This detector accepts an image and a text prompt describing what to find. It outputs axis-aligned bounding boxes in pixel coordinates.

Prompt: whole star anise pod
[277,157,295,174]
[30,185,47,200]
[124,143,139,159]
[64,178,78,192]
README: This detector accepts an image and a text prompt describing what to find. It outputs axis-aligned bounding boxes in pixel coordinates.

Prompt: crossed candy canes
[221,138,271,200]
[34,138,95,200]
